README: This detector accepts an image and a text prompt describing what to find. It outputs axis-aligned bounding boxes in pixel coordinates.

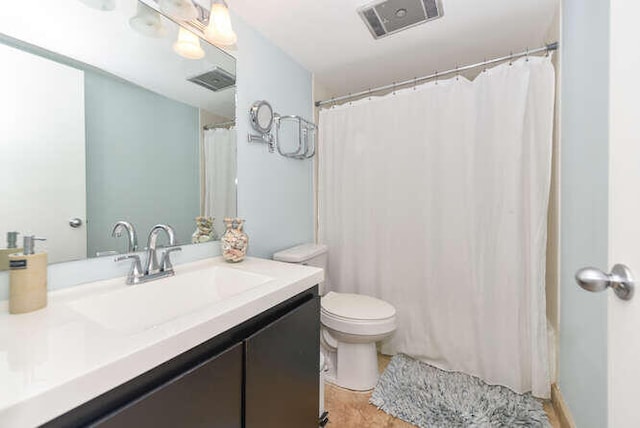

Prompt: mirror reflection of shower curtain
[204,128,237,239]
[319,56,555,398]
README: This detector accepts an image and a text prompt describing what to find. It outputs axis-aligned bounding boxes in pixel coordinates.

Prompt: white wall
[0,12,314,300]
[544,10,561,380]
[608,3,640,427]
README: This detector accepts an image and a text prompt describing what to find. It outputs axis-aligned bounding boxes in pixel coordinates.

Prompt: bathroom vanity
[0,258,322,428]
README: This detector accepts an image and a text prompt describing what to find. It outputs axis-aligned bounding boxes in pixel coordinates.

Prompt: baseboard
[551,383,576,428]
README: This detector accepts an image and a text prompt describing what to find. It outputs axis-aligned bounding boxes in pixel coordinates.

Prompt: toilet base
[323,339,379,391]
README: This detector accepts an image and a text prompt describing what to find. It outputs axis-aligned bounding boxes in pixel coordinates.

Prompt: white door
[607,1,640,426]
[0,43,86,263]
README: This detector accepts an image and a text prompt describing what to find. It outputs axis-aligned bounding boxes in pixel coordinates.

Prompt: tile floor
[324,354,561,427]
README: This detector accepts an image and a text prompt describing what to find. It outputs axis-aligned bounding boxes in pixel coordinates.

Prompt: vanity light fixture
[204,0,237,46]
[78,0,116,11]
[173,27,205,59]
[160,0,198,21]
[129,2,167,37]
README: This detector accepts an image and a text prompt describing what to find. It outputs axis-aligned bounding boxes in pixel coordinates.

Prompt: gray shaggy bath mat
[370,354,550,427]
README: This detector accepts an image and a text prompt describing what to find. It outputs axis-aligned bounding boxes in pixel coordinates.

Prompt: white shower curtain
[318,56,555,398]
[203,128,237,238]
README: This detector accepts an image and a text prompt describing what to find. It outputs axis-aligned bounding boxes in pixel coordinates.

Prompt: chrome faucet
[115,224,182,285]
[111,221,138,253]
[144,224,176,275]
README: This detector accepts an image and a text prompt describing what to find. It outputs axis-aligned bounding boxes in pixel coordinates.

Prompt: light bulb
[160,0,198,21]
[129,3,167,37]
[79,0,116,11]
[204,1,237,46]
[173,27,205,59]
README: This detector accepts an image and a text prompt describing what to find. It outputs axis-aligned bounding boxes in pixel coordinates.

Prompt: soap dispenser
[0,232,22,271]
[8,236,47,314]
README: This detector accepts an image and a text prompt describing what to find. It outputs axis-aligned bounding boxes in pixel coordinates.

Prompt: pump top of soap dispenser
[22,236,46,255]
[7,232,19,249]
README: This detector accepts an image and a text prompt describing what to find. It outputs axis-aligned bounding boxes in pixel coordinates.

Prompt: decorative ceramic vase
[221,218,248,262]
[191,216,218,243]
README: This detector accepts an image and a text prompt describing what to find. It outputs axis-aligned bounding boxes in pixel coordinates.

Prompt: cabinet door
[94,343,242,428]
[245,296,320,428]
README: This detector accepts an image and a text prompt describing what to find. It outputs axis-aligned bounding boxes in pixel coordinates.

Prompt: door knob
[575,264,634,301]
[69,218,83,228]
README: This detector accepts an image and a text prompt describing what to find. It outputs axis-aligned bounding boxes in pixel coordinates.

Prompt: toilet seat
[321,292,396,336]
[321,292,396,320]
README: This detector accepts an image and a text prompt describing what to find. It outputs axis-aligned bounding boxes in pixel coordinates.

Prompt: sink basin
[67,266,273,334]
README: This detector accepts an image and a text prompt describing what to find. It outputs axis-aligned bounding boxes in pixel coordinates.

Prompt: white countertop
[0,257,323,427]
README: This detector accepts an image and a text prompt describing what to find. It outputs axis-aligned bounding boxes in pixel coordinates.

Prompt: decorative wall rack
[247,100,316,159]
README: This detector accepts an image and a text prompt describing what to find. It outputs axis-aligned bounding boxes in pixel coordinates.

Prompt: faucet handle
[115,253,141,262]
[115,254,144,285]
[160,246,182,272]
[96,250,118,257]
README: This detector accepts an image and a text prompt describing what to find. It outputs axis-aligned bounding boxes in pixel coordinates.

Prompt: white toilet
[273,243,396,391]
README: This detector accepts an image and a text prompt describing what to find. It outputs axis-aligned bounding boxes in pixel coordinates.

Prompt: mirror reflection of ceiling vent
[187,66,236,92]
[358,0,444,39]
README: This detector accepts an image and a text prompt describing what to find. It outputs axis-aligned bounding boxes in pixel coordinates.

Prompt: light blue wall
[232,14,314,258]
[85,71,200,256]
[559,1,609,427]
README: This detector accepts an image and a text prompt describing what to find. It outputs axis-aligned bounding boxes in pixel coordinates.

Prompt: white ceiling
[231,0,559,98]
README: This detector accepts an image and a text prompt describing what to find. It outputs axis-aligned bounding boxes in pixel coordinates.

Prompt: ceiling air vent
[187,66,236,92]
[358,0,444,40]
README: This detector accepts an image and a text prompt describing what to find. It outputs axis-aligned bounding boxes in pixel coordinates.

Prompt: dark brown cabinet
[245,293,320,428]
[95,344,243,428]
[44,287,319,428]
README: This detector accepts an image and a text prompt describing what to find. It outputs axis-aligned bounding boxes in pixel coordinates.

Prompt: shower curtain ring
[483,59,487,73]
[392,82,396,95]
[435,71,438,85]
[413,77,417,90]
[455,66,460,81]
[526,47,530,62]
[368,88,372,100]
[509,52,513,66]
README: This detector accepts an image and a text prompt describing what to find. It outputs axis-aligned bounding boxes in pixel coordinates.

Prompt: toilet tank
[273,244,328,293]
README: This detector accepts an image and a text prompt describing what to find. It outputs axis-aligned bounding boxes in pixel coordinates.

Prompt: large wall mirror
[0,1,237,268]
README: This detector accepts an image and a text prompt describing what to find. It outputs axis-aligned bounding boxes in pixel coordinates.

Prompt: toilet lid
[321,292,396,321]
[273,243,328,263]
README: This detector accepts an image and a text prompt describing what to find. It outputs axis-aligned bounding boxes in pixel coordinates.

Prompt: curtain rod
[203,120,235,130]
[315,42,559,108]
